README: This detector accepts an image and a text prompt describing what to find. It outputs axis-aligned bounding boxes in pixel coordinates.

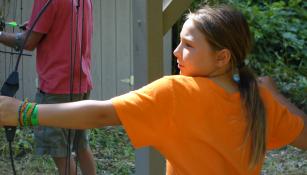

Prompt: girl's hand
[0,96,19,126]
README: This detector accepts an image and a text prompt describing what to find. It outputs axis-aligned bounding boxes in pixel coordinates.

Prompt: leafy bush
[180,0,307,174]
[188,0,306,111]
[236,0,306,111]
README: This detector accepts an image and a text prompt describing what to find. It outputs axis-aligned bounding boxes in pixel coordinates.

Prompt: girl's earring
[233,73,240,83]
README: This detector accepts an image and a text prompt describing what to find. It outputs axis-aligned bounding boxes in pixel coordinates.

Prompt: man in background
[0,0,96,174]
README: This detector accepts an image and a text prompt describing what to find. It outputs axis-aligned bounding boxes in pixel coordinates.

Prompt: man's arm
[0,30,44,51]
[258,76,307,149]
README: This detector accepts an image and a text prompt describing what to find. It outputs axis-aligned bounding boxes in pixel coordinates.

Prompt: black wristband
[14,32,23,51]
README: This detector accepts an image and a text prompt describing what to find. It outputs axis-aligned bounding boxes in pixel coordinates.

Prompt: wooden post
[132,0,192,174]
[133,0,165,174]
[163,0,193,35]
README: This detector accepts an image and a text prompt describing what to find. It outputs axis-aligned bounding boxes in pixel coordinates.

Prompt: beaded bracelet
[17,102,23,127]
[17,99,40,127]
[23,103,32,127]
[18,99,29,127]
[26,103,34,126]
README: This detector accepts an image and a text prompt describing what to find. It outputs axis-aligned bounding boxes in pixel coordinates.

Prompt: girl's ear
[215,49,231,67]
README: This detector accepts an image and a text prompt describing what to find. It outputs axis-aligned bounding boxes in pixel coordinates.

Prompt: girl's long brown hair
[188,5,266,168]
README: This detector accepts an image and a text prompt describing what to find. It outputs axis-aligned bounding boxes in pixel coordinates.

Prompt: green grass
[262,146,307,175]
[0,127,134,175]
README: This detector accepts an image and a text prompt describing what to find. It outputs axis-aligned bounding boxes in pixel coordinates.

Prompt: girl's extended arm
[0,96,121,129]
[258,77,307,150]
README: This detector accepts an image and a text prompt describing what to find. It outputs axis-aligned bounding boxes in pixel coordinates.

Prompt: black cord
[20,0,25,99]
[66,130,72,175]
[71,0,81,96]
[6,4,19,173]
[79,0,85,95]
[74,1,85,174]
[66,0,74,174]
[74,130,80,174]
[0,50,31,56]
[10,0,18,67]
[66,0,82,174]
[8,142,16,175]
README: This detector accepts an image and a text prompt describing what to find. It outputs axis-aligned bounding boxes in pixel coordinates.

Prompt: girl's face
[173,19,220,77]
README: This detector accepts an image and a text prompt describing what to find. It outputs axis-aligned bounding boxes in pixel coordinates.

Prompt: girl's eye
[180,39,193,48]
[181,41,192,48]
[185,43,193,48]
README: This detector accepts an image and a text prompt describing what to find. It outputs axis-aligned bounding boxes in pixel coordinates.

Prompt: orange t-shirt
[111,75,304,175]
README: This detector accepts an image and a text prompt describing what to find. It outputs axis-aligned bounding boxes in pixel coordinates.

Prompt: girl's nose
[173,43,181,59]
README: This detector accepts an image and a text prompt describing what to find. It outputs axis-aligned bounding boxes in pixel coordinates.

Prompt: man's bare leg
[53,157,77,175]
[77,146,96,175]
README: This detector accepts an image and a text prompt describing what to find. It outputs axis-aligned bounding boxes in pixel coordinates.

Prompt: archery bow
[67,0,86,174]
[0,1,53,174]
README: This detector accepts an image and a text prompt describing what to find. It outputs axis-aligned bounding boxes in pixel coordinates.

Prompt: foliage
[89,127,134,175]
[263,146,307,174]
[188,0,307,112]
[235,0,307,111]
[0,127,134,174]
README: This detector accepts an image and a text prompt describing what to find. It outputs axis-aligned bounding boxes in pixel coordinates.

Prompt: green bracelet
[31,105,39,126]
[23,103,32,127]
[26,103,34,126]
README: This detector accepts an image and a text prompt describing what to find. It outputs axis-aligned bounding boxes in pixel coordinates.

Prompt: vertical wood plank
[91,0,102,100]
[115,0,132,95]
[100,0,116,100]
[163,29,172,75]
[19,0,36,100]
[132,0,166,174]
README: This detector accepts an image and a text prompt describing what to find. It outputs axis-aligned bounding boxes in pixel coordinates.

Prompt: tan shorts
[33,90,90,157]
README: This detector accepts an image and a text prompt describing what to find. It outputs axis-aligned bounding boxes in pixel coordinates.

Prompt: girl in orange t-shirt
[0,5,306,175]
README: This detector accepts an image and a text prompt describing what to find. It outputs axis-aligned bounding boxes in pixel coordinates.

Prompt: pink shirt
[27,0,93,94]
